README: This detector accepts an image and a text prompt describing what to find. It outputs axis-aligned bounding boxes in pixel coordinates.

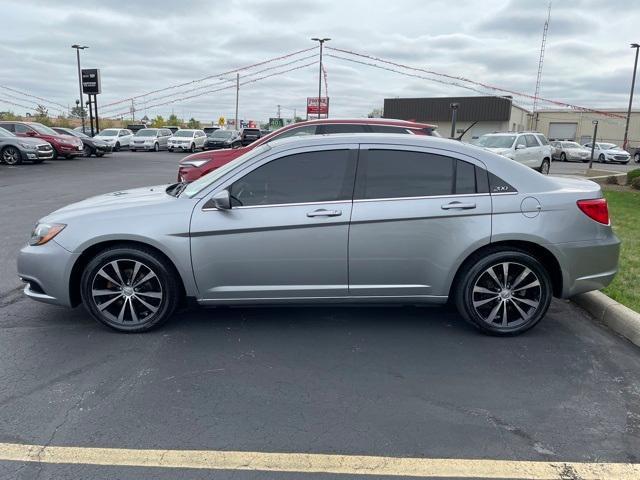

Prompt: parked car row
[550,141,631,164]
[0,121,83,162]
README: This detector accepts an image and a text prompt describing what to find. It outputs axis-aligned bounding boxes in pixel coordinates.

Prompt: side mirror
[516,144,526,150]
[206,190,231,210]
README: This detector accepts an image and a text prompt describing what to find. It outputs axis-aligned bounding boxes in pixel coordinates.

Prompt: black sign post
[82,69,101,135]
[86,98,94,137]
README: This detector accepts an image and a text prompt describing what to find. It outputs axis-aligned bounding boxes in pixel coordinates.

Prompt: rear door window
[525,135,540,147]
[15,124,30,134]
[320,124,368,134]
[270,125,317,141]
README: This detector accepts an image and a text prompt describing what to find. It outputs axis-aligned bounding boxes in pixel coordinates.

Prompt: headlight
[182,159,208,167]
[19,142,37,149]
[29,223,66,246]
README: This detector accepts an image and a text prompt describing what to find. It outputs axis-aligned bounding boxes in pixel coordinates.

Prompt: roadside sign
[269,118,284,129]
[307,97,329,116]
[218,116,225,126]
[81,68,101,95]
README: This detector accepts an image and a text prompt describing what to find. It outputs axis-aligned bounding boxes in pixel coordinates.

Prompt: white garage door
[548,122,578,141]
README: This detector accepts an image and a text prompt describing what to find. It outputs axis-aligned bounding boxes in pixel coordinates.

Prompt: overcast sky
[0,0,639,123]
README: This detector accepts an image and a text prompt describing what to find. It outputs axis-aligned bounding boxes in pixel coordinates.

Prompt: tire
[96,152,104,157]
[598,153,605,163]
[114,142,121,152]
[560,152,567,162]
[130,149,136,152]
[635,153,640,163]
[1,146,23,165]
[189,143,195,153]
[454,248,553,336]
[153,142,159,152]
[80,245,180,333]
[538,158,550,174]
[83,145,92,157]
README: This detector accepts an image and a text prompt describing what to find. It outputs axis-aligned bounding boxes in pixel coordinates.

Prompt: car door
[513,135,529,165]
[349,145,491,298]
[190,145,358,301]
[525,134,542,167]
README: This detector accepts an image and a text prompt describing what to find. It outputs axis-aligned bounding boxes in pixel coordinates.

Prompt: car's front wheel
[83,145,92,157]
[598,153,605,162]
[454,248,553,336]
[560,153,567,162]
[154,142,159,152]
[1,146,23,165]
[80,246,180,332]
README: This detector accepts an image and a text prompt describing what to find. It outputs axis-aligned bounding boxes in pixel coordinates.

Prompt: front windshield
[562,142,581,148]
[135,129,158,137]
[173,130,195,137]
[31,123,58,135]
[99,130,119,136]
[0,127,15,137]
[210,130,235,139]
[477,135,516,148]
[182,144,271,198]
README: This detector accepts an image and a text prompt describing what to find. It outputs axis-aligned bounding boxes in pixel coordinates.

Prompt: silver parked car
[550,141,591,162]
[582,142,631,164]
[17,134,620,334]
[130,128,173,152]
[0,126,54,165]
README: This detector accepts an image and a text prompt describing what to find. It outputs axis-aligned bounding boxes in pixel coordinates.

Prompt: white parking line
[0,442,639,478]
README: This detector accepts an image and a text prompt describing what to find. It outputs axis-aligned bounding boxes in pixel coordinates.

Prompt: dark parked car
[240,127,261,145]
[52,127,111,157]
[178,118,440,182]
[203,129,242,150]
[0,126,53,165]
[0,121,84,159]
[126,123,148,133]
[73,126,97,136]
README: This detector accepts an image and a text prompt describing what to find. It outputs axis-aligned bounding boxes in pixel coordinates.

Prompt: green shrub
[631,176,640,190]
[628,169,640,184]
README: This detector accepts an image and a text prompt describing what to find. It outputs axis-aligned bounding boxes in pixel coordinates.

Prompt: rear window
[243,129,260,134]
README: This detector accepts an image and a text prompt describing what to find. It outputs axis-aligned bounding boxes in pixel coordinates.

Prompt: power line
[0,85,67,110]
[100,46,318,109]
[104,60,318,119]
[327,46,626,119]
[0,97,38,112]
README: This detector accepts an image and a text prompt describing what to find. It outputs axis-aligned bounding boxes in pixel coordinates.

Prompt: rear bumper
[551,234,621,298]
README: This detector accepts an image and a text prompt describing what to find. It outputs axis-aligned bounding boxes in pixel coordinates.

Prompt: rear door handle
[441,201,477,210]
[307,209,342,217]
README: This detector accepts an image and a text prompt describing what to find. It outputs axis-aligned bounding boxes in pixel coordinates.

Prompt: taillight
[577,198,610,225]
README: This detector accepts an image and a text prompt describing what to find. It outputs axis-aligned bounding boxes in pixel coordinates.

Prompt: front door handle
[441,201,477,210]
[307,209,342,217]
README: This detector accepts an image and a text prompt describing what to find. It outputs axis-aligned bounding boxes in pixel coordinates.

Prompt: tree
[0,111,19,121]
[70,105,87,119]
[151,115,165,127]
[367,108,384,118]
[187,117,201,129]
[33,104,52,125]
[166,114,182,126]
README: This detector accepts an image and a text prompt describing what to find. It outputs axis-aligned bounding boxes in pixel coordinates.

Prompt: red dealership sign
[307,97,329,115]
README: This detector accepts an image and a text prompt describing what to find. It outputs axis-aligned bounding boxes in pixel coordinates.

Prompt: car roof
[280,117,437,128]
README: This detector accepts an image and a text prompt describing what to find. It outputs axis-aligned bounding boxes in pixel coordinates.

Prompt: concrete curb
[572,291,640,347]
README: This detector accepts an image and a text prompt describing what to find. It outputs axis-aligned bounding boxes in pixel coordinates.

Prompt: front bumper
[605,154,630,163]
[552,234,621,298]
[21,148,54,161]
[56,144,84,156]
[168,143,192,150]
[17,240,79,307]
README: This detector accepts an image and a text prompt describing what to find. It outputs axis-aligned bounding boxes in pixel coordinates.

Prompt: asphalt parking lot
[1,151,639,479]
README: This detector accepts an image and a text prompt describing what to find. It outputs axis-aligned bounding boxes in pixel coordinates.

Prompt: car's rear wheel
[189,143,195,153]
[80,246,180,332]
[560,152,567,162]
[1,146,22,165]
[454,248,552,336]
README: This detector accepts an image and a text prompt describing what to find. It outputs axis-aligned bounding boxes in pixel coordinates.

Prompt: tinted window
[356,150,454,199]
[455,160,476,194]
[525,135,539,147]
[15,124,30,134]
[321,124,368,134]
[229,149,355,207]
[271,125,317,141]
[1,123,15,132]
[369,125,410,134]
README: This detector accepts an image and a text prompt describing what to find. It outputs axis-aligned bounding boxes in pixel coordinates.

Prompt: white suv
[476,132,552,174]
[168,129,207,153]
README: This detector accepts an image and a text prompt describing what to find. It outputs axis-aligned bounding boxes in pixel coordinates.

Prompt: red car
[0,121,84,159]
[178,118,439,181]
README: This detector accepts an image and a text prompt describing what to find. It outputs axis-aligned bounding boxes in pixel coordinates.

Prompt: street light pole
[71,45,88,132]
[623,43,640,151]
[589,120,598,169]
[311,37,330,119]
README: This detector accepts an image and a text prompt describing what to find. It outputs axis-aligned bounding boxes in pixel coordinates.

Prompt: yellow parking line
[0,442,639,478]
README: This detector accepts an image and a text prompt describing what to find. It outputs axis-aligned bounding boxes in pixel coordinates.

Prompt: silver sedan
[17,134,620,335]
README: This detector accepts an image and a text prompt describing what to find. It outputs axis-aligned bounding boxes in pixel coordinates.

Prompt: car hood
[93,135,118,141]
[565,147,589,153]
[604,149,628,154]
[10,137,48,146]
[42,185,177,223]
[483,147,512,156]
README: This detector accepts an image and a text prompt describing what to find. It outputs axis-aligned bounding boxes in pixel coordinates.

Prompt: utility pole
[623,43,640,151]
[311,38,330,119]
[277,104,281,119]
[235,73,239,131]
[131,99,135,122]
[71,44,88,132]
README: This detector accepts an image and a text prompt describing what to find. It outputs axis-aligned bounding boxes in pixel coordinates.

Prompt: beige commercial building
[533,109,640,148]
